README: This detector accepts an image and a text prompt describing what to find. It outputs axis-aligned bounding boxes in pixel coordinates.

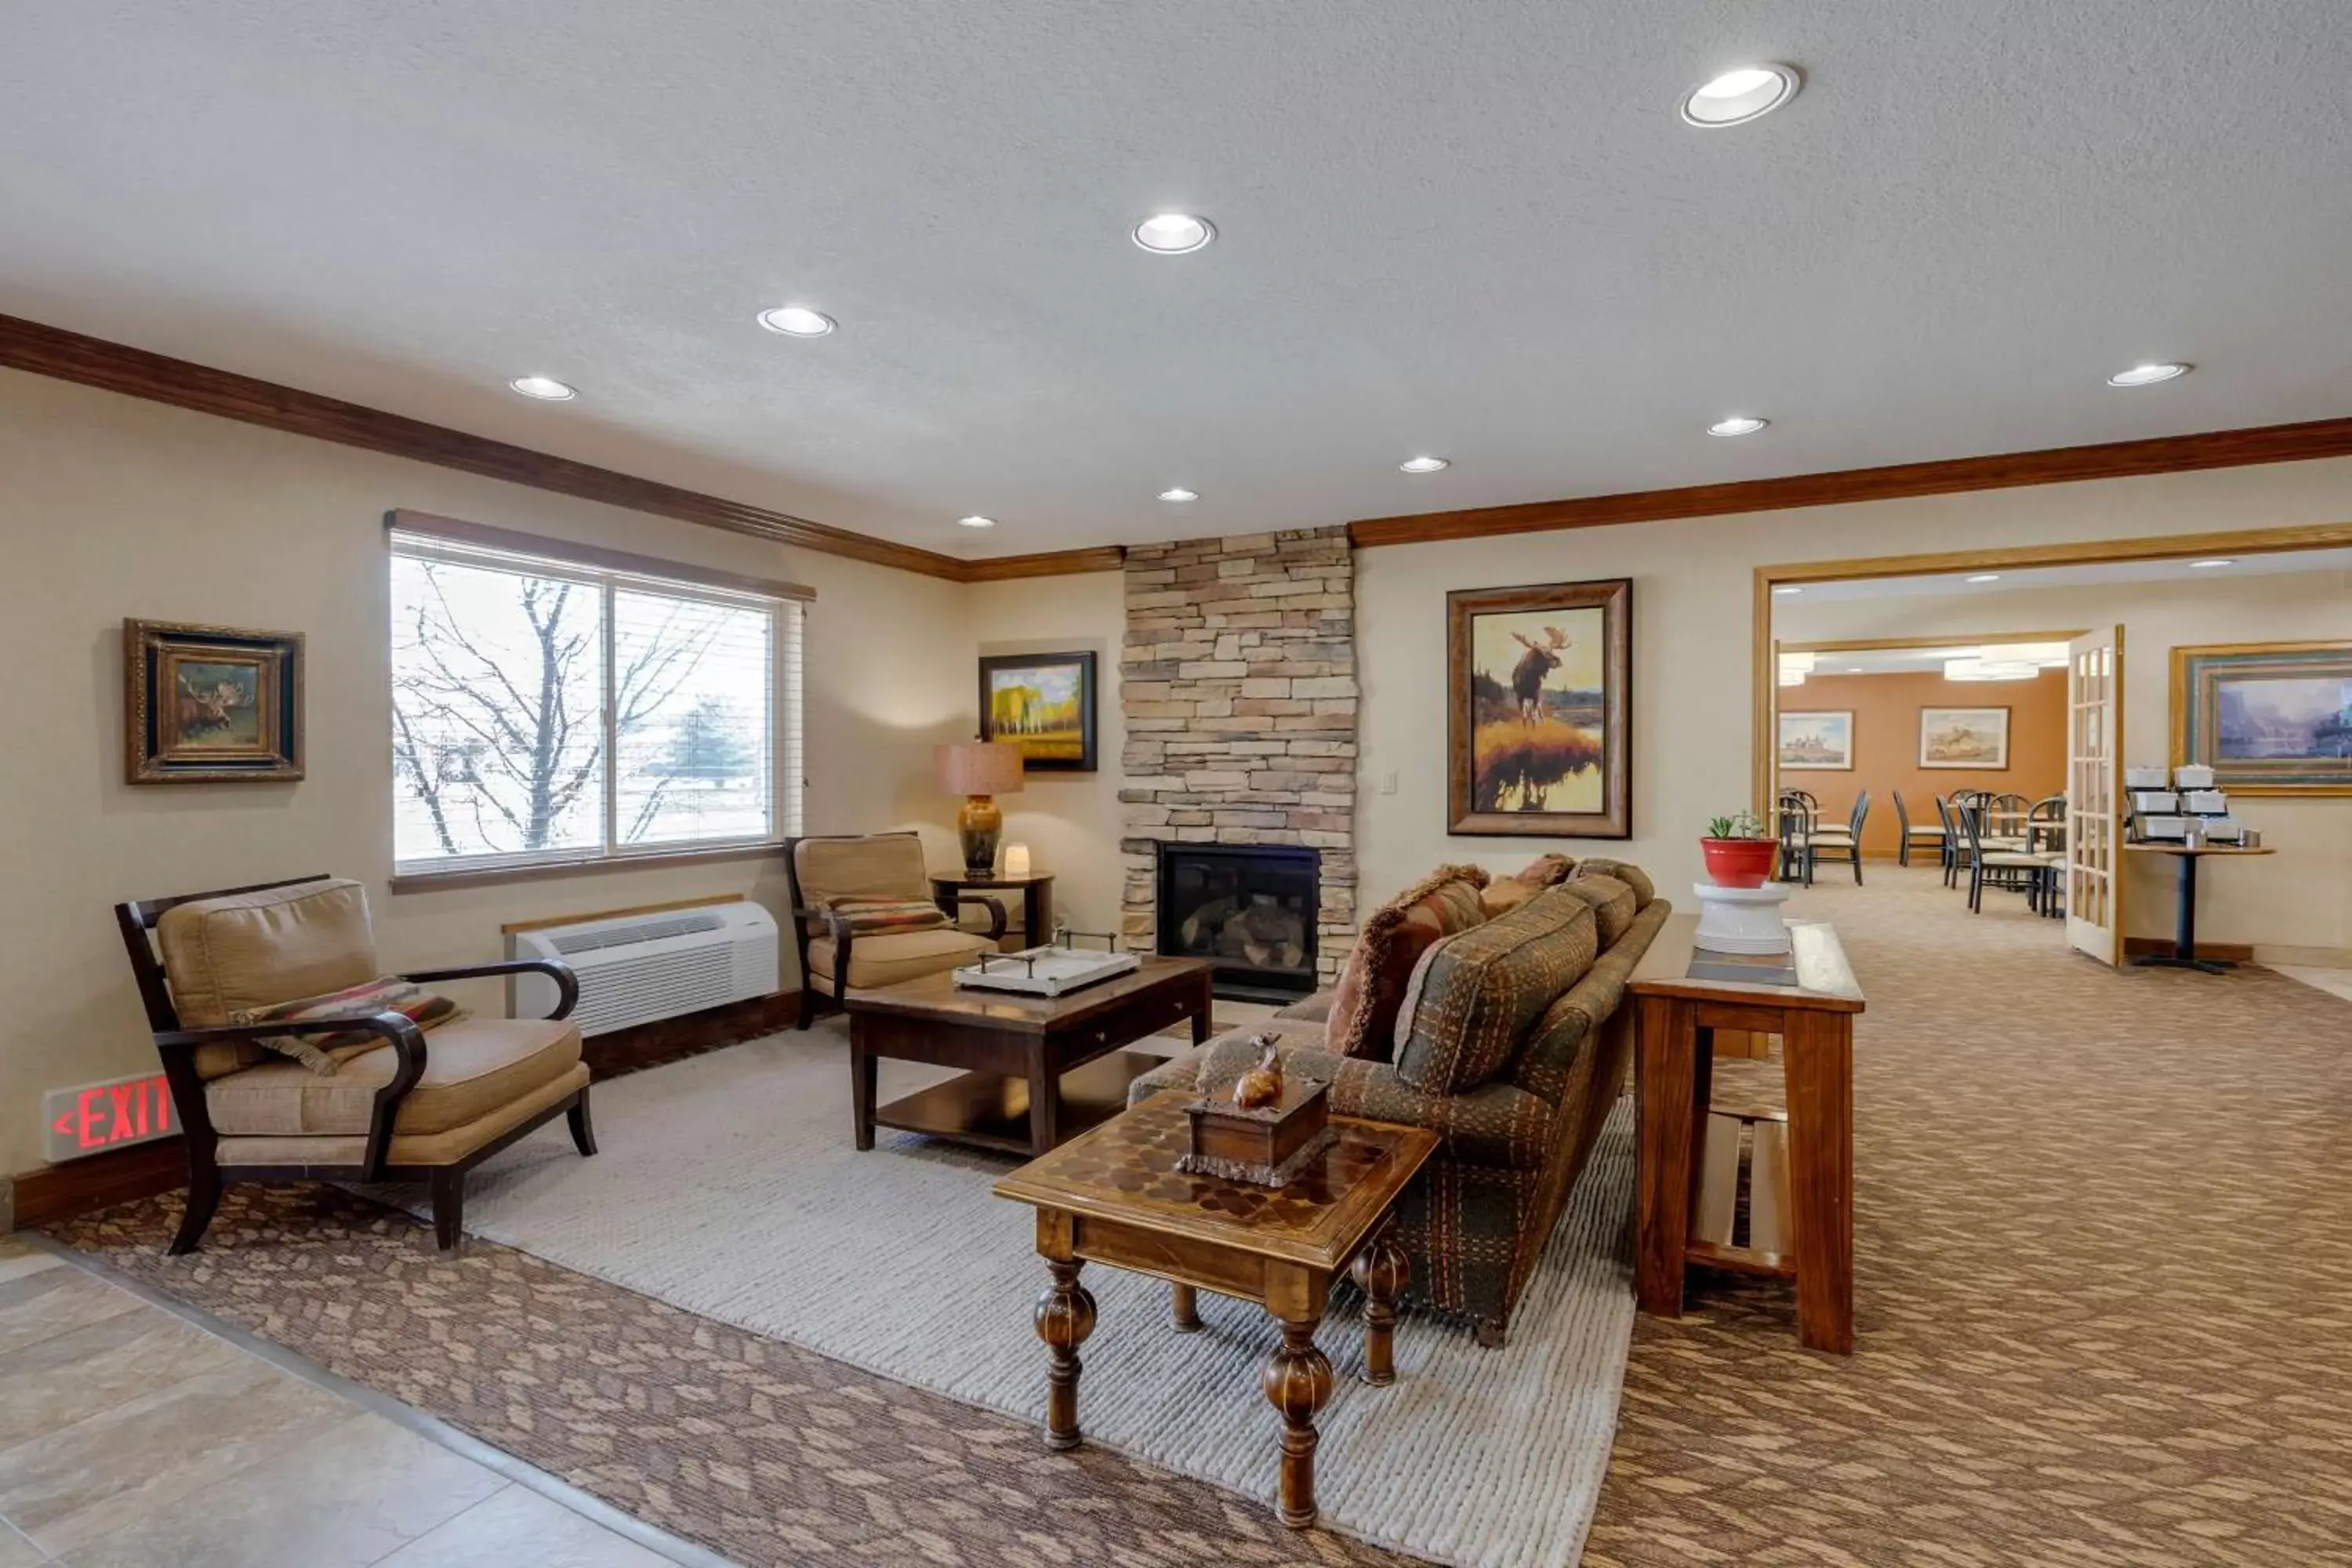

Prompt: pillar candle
[1004,844,1031,877]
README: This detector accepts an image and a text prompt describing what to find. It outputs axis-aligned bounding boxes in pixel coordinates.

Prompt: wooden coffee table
[993,1090,1439,1530]
[843,956,1212,1156]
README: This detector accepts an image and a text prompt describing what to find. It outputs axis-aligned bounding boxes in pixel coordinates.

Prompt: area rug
[372,1031,1639,1568]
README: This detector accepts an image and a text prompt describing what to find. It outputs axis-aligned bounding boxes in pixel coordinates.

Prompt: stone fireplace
[1119,527,1356,996]
[1156,843,1319,1002]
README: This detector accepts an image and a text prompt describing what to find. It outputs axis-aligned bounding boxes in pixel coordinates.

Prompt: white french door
[2065,626,2125,964]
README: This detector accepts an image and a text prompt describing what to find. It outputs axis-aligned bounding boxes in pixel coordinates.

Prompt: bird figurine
[1232,1034,1285,1111]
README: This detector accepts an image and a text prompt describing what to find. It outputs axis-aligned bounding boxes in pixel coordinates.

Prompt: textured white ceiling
[5,2,2350,557]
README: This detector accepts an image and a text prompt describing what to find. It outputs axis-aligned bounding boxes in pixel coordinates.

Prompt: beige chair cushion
[158,878,379,1078]
[808,927,996,989]
[794,834,930,909]
[205,1016,581,1138]
[215,1062,588,1171]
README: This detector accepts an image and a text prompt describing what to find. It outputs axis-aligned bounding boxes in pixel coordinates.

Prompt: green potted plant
[1700,811,1778,888]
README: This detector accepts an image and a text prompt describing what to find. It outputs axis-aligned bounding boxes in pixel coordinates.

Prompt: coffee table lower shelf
[873,1051,1165,1156]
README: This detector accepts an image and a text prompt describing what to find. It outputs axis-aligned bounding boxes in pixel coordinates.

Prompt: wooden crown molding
[1349,417,2352,549]
[0,312,986,579]
[17,310,2352,581]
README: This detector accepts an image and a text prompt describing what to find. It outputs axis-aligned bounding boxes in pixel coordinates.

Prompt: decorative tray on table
[952,930,1138,997]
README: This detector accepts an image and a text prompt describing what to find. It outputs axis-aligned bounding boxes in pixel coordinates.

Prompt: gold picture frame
[2171,639,2352,797]
[1445,579,1632,838]
[125,619,306,783]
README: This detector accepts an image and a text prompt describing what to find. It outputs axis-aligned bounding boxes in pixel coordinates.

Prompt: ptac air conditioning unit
[508,902,779,1036]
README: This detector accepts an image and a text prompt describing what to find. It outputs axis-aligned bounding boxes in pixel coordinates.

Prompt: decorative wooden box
[1179,1076,1334,1188]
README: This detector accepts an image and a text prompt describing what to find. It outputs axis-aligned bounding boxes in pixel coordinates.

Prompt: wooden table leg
[1034,1257,1097,1450]
[1027,1045,1060,1156]
[1634,994,1702,1317]
[1192,969,1214,1044]
[1351,1228,1408,1387]
[1261,1316,1334,1529]
[1171,1282,1203,1332]
[850,1031,877,1152]
[1783,1010,1855,1355]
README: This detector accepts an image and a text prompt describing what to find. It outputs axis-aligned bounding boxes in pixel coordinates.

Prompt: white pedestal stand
[1692,881,1795,955]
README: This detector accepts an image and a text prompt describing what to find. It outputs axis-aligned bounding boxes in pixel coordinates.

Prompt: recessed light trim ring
[957,515,997,530]
[509,376,577,401]
[1131,213,1215,254]
[1708,416,1769,437]
[1680,63,1802,128]
[2107,362,2190,387]
[1399,456,1450,474]
[759,306,837,337]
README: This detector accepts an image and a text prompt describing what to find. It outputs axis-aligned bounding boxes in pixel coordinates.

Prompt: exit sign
[44,1072,175,1162]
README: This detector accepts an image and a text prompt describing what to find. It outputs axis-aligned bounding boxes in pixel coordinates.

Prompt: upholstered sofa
[1131,856,1668,1346]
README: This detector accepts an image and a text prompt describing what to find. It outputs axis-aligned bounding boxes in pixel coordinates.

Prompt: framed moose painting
[125,619,305,783]
[1445,579,1632,837]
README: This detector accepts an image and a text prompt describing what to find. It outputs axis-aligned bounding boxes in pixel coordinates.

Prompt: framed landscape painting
[978,651,1097,772]
[2172,640,2352,795]
[1919,706,2009,769]
[1446,579,1632,838]
[124,619,304,783]
[1778,711,1855,771]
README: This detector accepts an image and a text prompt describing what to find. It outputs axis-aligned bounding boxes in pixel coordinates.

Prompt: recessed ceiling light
[2189,557,2234,568]
[758,306,837,337]
[1966,573,2002,583]
[1844,667,1864,674]
[1708,416,1769,437]
[1399,456,1450,474]
[1680,63,1801,128]
[1131,213,1215,254]
[1158,488,1199,503]
[957,515,997,530]
[508,375,576,401]
[2107,361,2190,387]
[1773,586,1802,596]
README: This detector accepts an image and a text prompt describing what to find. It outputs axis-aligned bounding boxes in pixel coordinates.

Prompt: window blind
[388,525,805,874]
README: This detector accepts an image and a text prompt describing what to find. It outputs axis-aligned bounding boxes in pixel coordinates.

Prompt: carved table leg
[1171,1281,1203,1333]
[1351,1229,1409,1387]
[1034,1258,1097,1450]
[1261,1317,1334,1529]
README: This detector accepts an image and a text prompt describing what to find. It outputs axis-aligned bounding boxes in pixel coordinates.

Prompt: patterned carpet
[45,866,2352,1566]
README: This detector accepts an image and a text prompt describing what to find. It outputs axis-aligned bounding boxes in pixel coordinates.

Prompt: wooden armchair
[783,832,1004,1027]
[116,873,593,1255]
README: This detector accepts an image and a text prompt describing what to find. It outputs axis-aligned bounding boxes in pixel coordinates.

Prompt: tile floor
[2271,964,2352,1005]
[0,1235,724,1567]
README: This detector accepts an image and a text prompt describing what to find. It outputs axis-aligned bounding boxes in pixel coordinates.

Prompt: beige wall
[0,369,972,1178]
[1353,458,2352,935]
[967,574,1128,939]
[10,358,2352,1178]
[1780,569,2352,957]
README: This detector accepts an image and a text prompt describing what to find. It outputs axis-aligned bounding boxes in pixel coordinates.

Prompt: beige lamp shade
[938,741,1025,797]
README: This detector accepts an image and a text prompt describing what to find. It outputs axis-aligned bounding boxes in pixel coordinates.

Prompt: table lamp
[938,741,1025,873]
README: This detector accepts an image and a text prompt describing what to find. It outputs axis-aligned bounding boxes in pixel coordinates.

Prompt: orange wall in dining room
[1781,669,2068,857]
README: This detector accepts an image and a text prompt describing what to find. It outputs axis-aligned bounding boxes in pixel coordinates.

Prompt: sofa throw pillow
[1556,874,1638,948]
[1325,865,1491,1063]
[825,897,953,936]
[230,976,466,1076]
[1568,857,1655,909]
[1394,888,1599,1097]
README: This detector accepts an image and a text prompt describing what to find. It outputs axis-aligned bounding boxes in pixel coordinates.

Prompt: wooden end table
[993,1091,1439,1530]
[843,956,1211,1156]
[1628,913,1865,1355]
[929,869,1054,947]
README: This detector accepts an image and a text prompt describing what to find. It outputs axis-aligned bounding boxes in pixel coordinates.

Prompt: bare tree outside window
[390,554,772,866]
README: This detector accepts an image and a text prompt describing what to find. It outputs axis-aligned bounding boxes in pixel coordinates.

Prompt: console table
[1628,913,1864,1354]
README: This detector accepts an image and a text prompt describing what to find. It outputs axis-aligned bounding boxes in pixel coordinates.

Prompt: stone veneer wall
[1119,527,1358,985]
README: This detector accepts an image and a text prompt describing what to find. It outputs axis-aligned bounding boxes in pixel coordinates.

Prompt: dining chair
[1891,790,1945,868]
[1958,802,2053,913]
[1809,791,1871,884]
[1777,796,1816,886]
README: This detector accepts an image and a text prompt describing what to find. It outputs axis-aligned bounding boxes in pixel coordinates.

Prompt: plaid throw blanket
[231,976,466,1075]
[825,898,951,936]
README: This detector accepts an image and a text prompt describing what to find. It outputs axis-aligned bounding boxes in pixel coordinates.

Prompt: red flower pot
[1700,837,1778,889]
